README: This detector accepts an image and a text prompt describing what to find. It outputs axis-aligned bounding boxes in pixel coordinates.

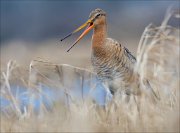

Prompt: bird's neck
[92,24,107,49]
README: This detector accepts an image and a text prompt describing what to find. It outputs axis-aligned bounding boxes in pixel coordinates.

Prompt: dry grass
[0,8,179,132]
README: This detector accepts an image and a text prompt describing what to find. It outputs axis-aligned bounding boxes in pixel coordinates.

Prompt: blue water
[0,78,112,114]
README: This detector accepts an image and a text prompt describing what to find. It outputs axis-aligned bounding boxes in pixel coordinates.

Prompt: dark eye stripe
[92,13,105,22]
[96,14,101,17]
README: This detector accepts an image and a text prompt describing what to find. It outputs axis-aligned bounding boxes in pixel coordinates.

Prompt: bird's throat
[92,24,107,49]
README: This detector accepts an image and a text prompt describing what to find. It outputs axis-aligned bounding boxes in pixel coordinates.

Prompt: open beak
[60,19,94,52]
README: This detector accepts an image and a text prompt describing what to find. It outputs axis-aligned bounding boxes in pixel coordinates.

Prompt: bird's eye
[96,14,101,17]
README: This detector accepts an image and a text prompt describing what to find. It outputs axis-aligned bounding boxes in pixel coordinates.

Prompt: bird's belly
[91,55,134,83]
[91,57,124,81]
[91,55,139,95]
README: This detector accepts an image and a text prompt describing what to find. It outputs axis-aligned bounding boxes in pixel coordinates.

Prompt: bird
[61,8,159,101]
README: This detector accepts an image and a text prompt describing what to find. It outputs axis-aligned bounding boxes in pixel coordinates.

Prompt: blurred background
[0,0,179,69]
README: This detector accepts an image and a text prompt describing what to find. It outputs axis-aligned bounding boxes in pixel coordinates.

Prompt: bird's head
[89,8,106,27]
[61,8,106,52]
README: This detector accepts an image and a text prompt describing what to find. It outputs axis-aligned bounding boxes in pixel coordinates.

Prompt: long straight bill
[60,20,91,41]
[67,23,94,52]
